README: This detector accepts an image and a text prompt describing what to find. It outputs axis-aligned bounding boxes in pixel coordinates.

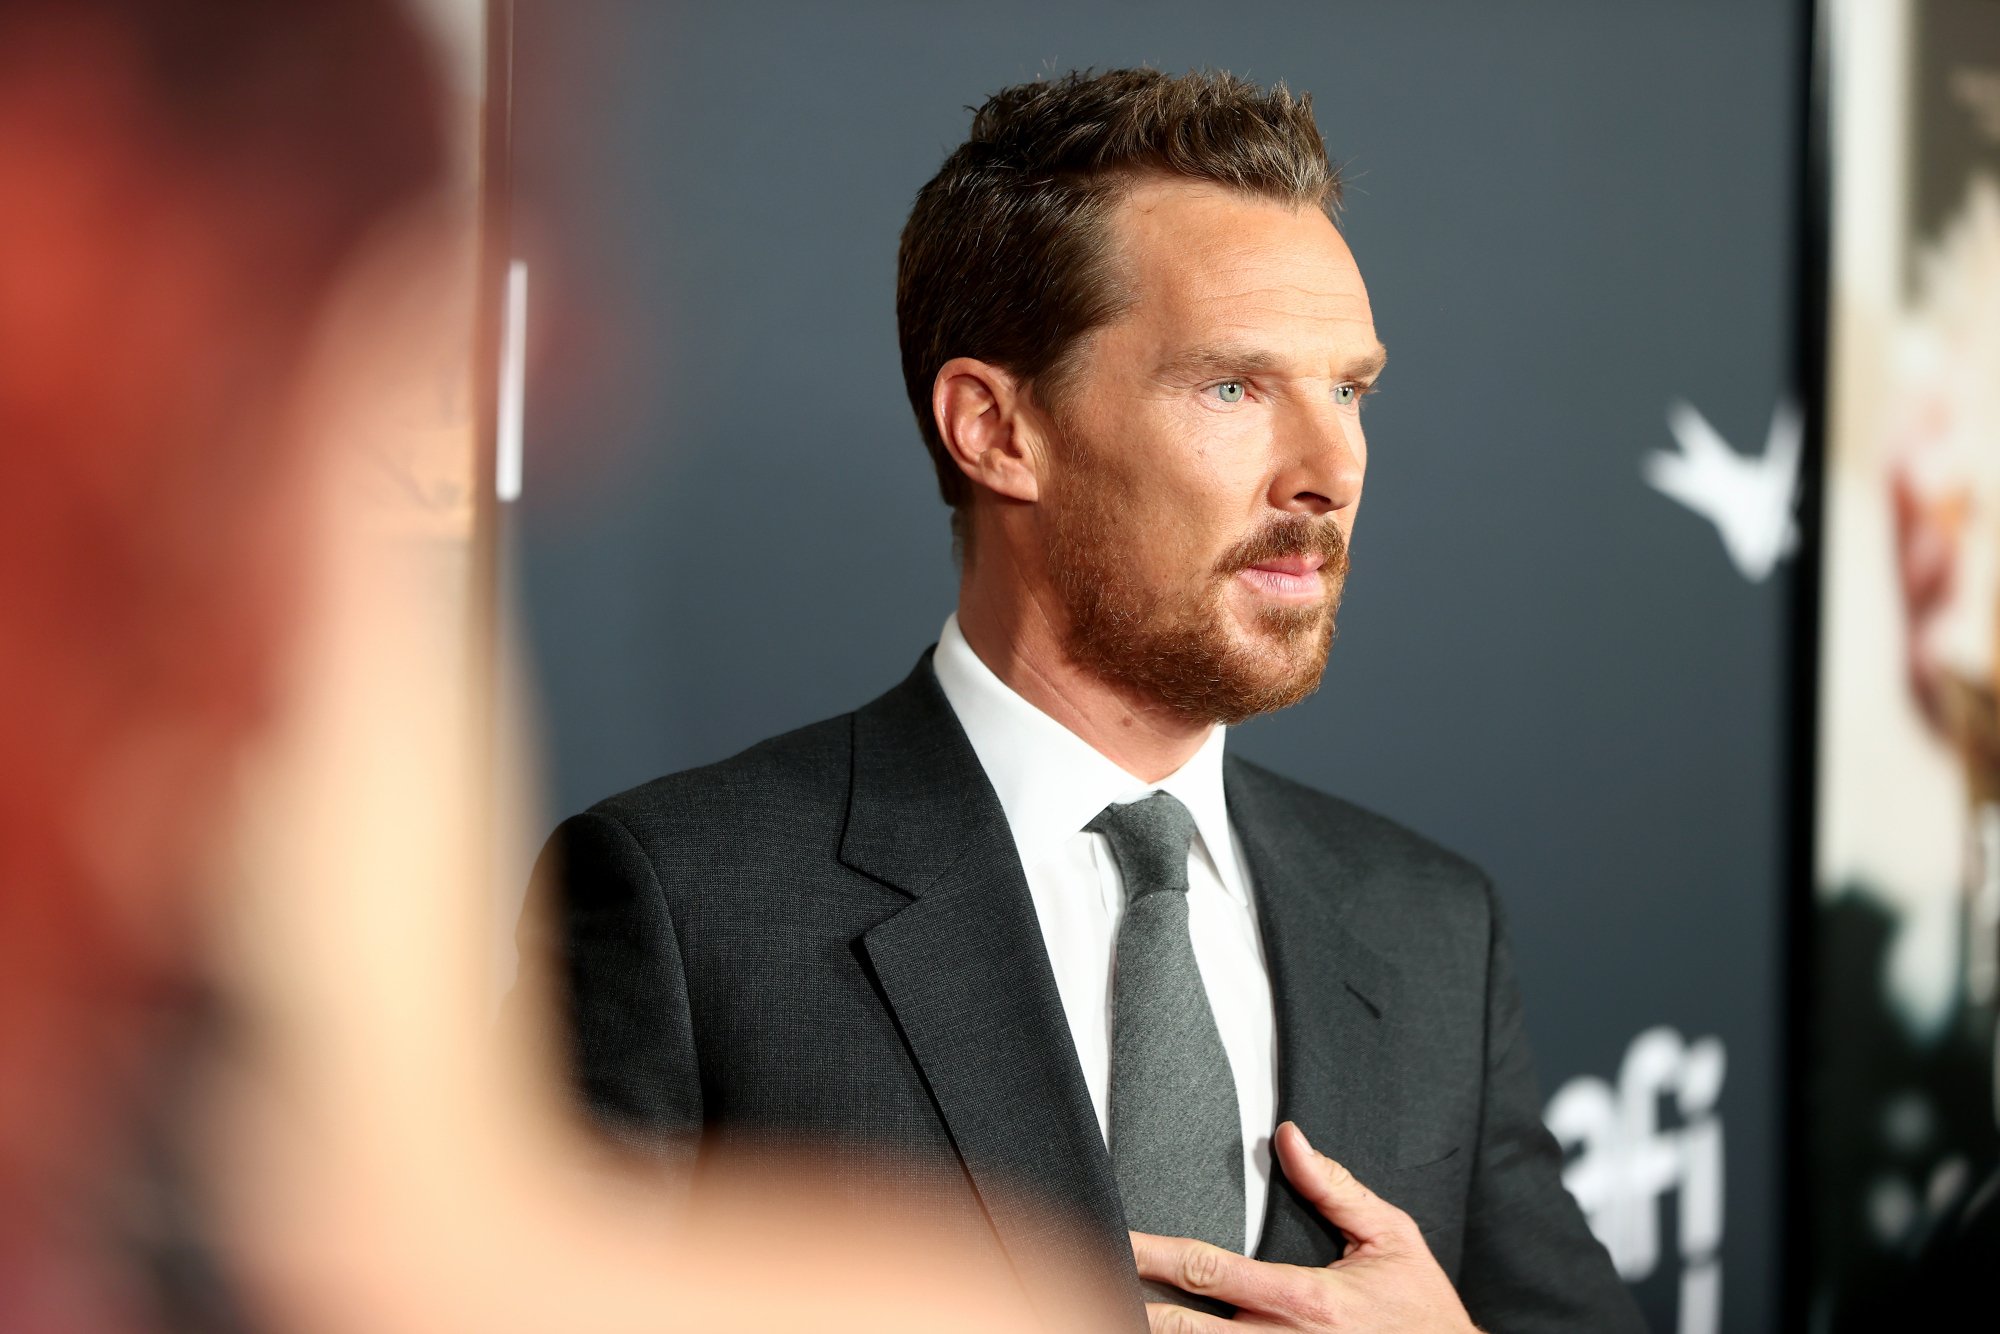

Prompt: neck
[956,547,1213,785]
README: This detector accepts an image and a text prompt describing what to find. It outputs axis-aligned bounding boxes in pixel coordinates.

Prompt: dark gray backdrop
[508,3,1803,1329]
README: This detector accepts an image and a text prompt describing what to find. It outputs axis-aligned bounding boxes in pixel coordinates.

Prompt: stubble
[1043,447,1349,726]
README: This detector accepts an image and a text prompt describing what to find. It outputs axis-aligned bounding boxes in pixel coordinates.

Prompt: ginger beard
[1042,424,1349,726]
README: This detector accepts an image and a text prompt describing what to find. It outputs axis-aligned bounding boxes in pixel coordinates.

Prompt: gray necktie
[1090,792,1246,1286]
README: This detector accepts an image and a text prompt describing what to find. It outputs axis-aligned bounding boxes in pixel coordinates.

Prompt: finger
[1272,1121,1417,1252]
[1143,1301,1235,1334]
[1129,1231,1298,1313]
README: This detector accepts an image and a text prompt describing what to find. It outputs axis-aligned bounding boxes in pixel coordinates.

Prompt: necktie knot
[1087,791,1198,901]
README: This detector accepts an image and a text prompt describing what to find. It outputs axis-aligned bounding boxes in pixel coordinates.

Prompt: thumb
[1272,1122,1411,1254]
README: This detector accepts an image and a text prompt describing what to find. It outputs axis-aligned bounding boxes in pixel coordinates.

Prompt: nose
[1267,398,1365,518]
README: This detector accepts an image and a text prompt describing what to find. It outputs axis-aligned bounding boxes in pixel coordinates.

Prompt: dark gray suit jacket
[517,653,1642,1331]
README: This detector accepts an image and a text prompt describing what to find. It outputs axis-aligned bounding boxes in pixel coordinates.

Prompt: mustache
[1215,516,1351,577]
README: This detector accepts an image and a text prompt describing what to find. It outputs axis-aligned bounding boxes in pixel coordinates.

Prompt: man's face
[1037,177,1383,725]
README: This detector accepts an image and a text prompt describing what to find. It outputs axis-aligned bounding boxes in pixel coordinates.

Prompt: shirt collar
[930,613,1246,903]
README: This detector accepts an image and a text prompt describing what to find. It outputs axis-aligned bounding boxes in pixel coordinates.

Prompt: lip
[1245,553,1326,578]
[1235,553,1328,604]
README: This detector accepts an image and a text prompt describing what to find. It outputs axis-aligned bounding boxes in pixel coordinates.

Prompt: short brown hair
[896,67,1341,516]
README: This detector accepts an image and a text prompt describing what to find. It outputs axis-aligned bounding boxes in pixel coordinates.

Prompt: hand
[1129,1121,1478,1332]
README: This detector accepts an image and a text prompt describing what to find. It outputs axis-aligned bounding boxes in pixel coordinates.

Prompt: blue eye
[1334,383,1358,407]
[1210,380,1246,404]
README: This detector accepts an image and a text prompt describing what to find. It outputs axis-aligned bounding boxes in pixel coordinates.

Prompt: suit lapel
[1228,758,1400,1267]
[844,655,1143,1325]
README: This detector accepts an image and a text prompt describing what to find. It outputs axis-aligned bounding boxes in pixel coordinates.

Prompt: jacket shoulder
[1229,758,1502,993]
[1229,757,1492,907]
[580,711,854,853]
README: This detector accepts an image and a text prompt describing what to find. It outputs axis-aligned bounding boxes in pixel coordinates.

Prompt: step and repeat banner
[509,3,1807,1328]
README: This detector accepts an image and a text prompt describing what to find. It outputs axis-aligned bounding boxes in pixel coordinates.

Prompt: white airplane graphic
[1643,398,1802,583]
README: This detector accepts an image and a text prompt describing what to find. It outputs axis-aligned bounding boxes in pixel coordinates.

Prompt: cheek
[1116,475,1245,588]
[1065,394,1261,569]
[1178,416,1286,538]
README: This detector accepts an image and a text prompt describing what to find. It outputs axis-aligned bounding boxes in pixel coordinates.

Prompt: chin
[1240,598,1334,657]
[1224,607,1336,712]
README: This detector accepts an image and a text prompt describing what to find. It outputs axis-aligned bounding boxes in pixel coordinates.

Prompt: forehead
[1102,176,1373,347]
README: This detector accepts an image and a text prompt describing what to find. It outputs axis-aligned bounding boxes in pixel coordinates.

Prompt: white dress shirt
[930,614,1278,1253]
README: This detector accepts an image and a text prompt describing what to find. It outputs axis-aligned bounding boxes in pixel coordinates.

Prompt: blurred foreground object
[0,2,441,1325]
[0,1,1101,1329]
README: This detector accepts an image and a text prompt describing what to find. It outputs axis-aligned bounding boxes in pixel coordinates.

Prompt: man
[522,68,1642,1332]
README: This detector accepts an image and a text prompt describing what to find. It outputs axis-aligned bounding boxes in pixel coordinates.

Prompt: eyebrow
[1154,341,1389,384]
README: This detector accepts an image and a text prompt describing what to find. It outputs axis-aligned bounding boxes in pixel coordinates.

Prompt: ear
[931,356,1044,504]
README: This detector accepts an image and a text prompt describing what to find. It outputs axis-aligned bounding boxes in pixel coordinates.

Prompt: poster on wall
[1812,0,2000,1323]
